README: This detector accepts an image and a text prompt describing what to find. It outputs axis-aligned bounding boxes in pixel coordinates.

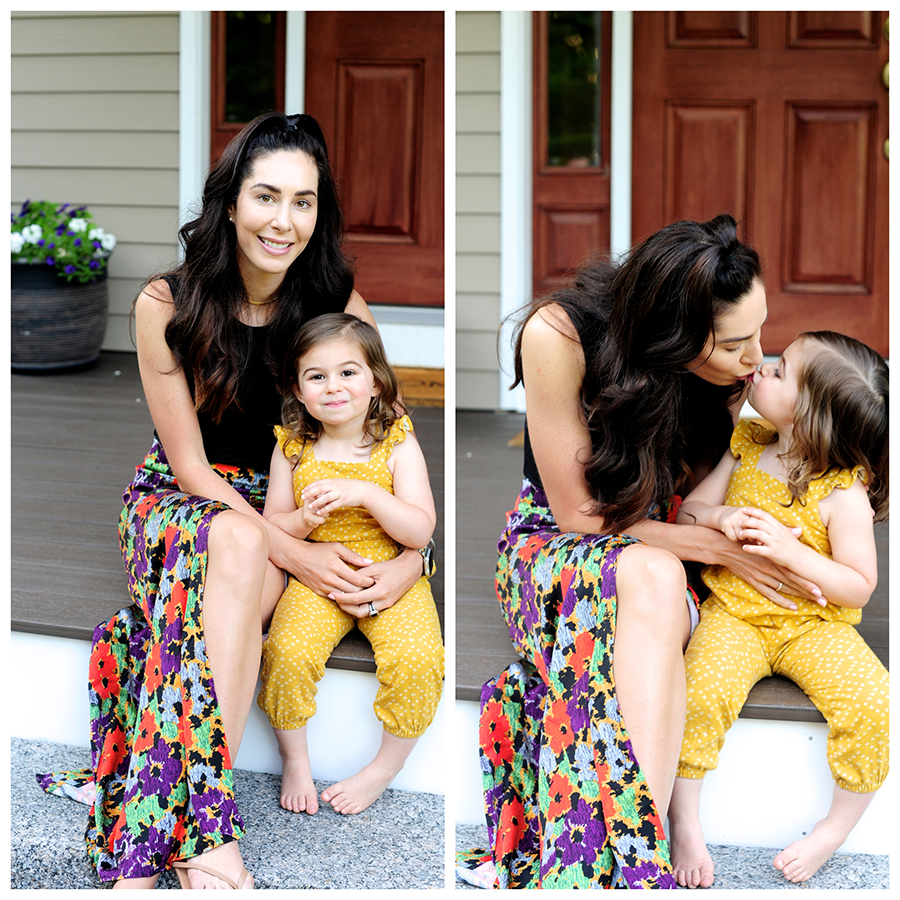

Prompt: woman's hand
[330,548,424,618]
[270,529,376,596]
[707,529,825,610]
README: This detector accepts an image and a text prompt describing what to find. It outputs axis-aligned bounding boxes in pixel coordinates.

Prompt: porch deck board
[11,352,444,672]
[456,410,889,723]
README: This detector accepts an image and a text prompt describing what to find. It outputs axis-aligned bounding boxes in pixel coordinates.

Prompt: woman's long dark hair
[156,112,355,420]
[512,214,761,532]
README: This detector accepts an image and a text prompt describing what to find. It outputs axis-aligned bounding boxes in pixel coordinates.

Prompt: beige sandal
[172,858,252,889]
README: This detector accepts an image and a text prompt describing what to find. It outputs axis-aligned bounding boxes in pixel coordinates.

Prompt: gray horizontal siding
[11,11,181,354]
[456,12,503,410]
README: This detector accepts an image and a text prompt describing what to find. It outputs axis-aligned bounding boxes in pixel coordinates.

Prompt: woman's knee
[208,511,270,571]
[617,544,685,596]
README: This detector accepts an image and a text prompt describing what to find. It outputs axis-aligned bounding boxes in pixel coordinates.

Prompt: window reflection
[547,11,602,168]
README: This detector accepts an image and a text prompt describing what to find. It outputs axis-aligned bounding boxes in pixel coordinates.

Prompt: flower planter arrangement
[11,200,116,371]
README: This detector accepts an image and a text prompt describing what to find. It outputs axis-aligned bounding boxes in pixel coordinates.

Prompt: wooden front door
[632,11,889,356]
[304,11,444,308]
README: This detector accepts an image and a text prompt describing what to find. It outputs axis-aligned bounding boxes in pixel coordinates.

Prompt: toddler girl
[258,313,444,815]
[668,330,888,887]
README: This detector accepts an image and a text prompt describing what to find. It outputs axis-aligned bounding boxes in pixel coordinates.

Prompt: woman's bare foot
[179,842,254,889]
[321,730,419,815]
[274,726,318,814]
[774,819,846,883]
[668,777,714,888]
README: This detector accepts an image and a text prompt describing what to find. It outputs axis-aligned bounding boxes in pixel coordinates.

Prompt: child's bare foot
[669,818,715,888]
[280,754,319,814]
[321,730,419,815]
[773,819,845,883]
[668,776,714,888]
[274,725,318,814]
[321,759,396,815]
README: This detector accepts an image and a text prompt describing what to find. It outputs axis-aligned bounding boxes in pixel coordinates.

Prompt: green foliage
[11,200,116,283]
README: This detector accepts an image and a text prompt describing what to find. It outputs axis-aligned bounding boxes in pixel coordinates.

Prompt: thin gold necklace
[246,294,277,307]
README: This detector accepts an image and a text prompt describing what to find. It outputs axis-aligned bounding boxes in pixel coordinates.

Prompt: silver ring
[776,582,783,593]
[368,602,378,617]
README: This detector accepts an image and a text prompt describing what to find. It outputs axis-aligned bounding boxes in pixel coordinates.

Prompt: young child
[258,312,444,815]
[668,330,889,887]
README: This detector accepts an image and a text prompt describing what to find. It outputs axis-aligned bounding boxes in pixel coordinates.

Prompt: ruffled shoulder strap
[730,418,773,463]
[370,414,414,461]
[273,425,310,463]
[809,464,869,500]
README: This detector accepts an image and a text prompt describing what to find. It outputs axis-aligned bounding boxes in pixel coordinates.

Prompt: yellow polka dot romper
[257,415,445,738]
[677,420,889,794]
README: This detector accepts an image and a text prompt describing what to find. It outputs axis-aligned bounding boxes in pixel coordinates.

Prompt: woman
[469,216,817,889]
[39,112,426,889]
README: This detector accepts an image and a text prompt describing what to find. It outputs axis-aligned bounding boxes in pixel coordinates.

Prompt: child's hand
[738,508,803,567]
[302,479,372,517]
[717,506,757,542]
[300,503,328,530]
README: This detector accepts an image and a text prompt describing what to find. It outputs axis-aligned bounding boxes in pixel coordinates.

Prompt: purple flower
[46,257,55,265]
[65,264,76,275]
[93,241,102,250]
[37,239,45,247]
[74,238,82,246]
[89,260,101,270]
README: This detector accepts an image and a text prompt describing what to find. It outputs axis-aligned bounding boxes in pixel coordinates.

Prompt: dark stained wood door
[632,11,889,355]
[304,12,444,307]
[532,11,612,296]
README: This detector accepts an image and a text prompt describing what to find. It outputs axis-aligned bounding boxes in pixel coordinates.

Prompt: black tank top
[158,275,283,472]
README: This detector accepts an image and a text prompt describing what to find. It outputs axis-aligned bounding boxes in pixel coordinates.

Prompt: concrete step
[12,630,446,796]
[12,737,444,890]
[454,824,889,890]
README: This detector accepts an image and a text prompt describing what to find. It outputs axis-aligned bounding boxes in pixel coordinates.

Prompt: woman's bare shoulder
[522,303,585,375]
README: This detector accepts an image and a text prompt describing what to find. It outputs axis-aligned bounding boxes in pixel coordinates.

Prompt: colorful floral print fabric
[37,439,268,881]
[458,479,696,889]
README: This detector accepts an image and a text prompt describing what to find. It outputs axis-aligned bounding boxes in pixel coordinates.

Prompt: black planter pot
[11,263,109,371]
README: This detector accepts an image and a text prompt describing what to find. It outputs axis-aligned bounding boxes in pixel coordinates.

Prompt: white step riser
[453,699,891,856]
[12,631,445,795]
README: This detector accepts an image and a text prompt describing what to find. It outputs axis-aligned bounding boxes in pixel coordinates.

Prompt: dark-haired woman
[40,113,425,889]
[474,216,817,889]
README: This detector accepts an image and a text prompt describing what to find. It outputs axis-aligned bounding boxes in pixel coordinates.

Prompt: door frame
[498,10,633,411]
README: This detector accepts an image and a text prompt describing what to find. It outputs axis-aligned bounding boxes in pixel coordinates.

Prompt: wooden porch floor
[456,410,889,722]
[11,352,444,672]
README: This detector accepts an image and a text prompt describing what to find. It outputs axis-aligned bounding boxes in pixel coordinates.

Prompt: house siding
[456,12,503,410]
[11,11,181,352]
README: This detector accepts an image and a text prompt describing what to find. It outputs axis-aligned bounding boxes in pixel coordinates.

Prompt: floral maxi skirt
[37,440,268,881]
[459,479,689,889]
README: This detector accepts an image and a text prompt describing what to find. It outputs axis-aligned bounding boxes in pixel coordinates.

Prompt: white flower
[88,227,105,240]
[11,232,25,254]
[100,232,117,252]
[21,224,42,243]
[68,217,88,233]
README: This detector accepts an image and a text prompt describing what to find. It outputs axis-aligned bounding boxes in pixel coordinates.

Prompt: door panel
[632,10,888,355]
[305,12,443,307]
